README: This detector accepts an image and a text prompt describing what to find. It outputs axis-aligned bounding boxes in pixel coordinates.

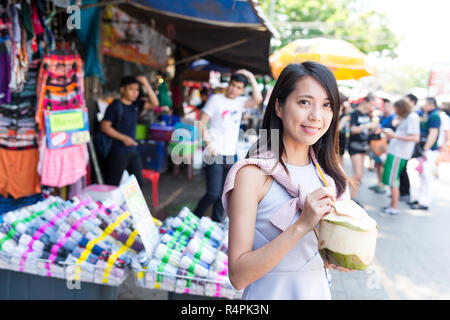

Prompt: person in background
[379,99,420,216]
[155,74,172,114]
[197,87,211,111]
[398,93,418,202]
[348,95,377,206]
[368,98,396,194]
[409,97,441,210]
[435,101,450,178]
[338,92,350,167]
[101,76,159,187]
[194,69,262,222]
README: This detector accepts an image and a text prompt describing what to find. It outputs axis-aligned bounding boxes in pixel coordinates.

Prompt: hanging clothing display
[0,2,42,200]
[0,0,80,201]
[36,52,89,188]
[0,59,40,150]
[35,53,85,129]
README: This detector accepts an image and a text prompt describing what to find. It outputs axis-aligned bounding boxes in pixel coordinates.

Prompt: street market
[0,0,449,305]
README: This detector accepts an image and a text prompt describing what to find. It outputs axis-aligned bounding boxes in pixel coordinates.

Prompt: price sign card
[120,175,159,256]
[44,108,91,149]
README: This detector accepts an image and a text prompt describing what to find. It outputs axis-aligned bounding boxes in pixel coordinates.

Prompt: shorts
[348,140,369,156]
[382,154,407,187]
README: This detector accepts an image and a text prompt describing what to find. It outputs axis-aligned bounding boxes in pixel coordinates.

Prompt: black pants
[105,150,143,187]
[194,155,237,222]
[399,160,410,196]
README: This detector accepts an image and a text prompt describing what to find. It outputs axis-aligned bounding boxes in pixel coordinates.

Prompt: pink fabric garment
[222,146,350,231]
[40,142,88,188]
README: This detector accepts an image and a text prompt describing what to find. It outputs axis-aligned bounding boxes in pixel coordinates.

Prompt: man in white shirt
[194,69,263,222]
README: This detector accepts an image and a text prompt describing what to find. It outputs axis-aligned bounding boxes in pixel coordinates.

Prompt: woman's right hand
[297,187,336,231]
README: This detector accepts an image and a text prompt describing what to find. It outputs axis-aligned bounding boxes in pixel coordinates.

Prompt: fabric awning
[118,0,276,75]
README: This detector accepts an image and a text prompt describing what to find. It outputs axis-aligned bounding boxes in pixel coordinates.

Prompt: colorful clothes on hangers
[35,53,85,129]
[35,52,89,188]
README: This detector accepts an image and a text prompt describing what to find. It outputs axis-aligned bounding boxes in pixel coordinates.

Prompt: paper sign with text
[44,108,90,149]
[120,175,159,255]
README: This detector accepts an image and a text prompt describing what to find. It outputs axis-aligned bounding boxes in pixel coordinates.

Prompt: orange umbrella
[270,38,376,80]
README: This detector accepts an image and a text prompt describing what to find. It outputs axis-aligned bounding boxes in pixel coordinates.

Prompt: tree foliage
[377,64,429,95]
[259,0,399,58]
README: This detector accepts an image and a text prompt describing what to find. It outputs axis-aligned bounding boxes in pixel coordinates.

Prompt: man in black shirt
[348,95,377,203]
[101,76,159,186]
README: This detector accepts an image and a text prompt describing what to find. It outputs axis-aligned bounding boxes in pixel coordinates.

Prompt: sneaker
[369,184,378,191]
[410,203,429,210]
[373,185,386,194]
[378,207,399,217]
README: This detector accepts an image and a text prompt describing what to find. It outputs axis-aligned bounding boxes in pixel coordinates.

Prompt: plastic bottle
[179,252,210,277]
[170,217,196,237]
[186,237,216,264]
[198,217,224,243]
[154,243,182,267]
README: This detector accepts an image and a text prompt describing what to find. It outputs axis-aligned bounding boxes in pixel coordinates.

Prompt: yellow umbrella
[270,38,376,80]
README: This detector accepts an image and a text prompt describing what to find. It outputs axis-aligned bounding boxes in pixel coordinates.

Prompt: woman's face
[276,75,334,148]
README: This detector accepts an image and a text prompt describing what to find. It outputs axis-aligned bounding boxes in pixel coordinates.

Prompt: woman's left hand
[325,262,353,272]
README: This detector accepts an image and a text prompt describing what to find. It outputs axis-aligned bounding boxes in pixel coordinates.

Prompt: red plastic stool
[142,169,160,207]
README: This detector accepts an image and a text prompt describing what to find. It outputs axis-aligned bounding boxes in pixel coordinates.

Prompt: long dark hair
[248,62,348,198]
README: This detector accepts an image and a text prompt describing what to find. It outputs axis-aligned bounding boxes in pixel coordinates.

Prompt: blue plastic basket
[137,140,168,173]
[160,115,181,126]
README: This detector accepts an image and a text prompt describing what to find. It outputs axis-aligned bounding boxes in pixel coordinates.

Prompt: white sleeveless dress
[242,161,331,300]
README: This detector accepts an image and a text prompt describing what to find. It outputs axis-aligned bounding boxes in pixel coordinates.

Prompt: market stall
[0,0,91,213]
[0,174,241,300]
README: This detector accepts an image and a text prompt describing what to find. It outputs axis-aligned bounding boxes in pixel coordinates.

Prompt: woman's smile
[301,125,321,134]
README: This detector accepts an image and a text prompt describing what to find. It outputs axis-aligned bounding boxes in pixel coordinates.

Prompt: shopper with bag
[379,99,420,216]
[222,62,352,300]
[368,98,395,194]
[100,76,159,186]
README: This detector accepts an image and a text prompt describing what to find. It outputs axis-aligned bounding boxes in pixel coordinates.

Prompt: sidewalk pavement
[329,154,450,300]
[118,154,450,300]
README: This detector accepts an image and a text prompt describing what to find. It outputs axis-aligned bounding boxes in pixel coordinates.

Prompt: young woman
[221,62,351,300]
[348,95,377,202]
[380,99,420,216]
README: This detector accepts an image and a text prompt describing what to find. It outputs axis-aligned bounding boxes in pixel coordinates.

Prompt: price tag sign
[120,175,159,255]
[44,108,91,149]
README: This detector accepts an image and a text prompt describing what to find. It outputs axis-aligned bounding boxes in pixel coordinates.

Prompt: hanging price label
[44,108,91,149]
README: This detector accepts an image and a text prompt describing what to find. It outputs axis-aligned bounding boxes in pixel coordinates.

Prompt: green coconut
[319,248,369,271]
[318,200,378,271]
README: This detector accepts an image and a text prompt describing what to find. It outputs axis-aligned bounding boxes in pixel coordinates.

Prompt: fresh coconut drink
[318,199,378,270]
